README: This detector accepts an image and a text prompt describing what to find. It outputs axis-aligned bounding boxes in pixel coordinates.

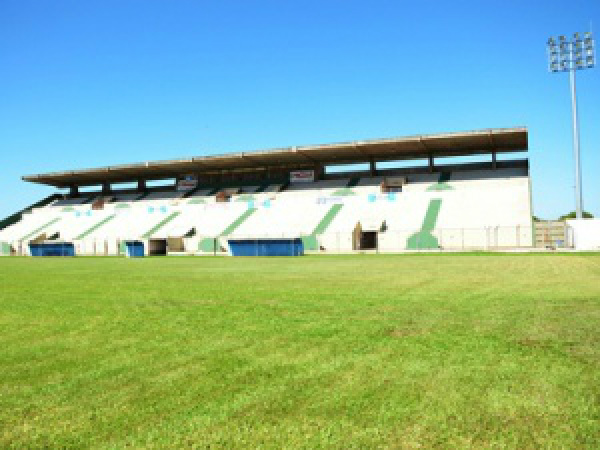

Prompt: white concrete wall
[230,198,331,239]
[567,219,600,250]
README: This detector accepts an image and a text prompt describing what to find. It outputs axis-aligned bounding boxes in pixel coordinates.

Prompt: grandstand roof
[23,127,527,187]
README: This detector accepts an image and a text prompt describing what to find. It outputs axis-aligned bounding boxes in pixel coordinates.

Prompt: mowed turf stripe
[19,217,62,241]
[0,255,599,449]
[75,214,116,240]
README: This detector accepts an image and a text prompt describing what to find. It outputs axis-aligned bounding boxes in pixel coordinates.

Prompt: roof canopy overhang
[23,127,528,188]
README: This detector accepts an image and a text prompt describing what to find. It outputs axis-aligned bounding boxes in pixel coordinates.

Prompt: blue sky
[1,0,598,219]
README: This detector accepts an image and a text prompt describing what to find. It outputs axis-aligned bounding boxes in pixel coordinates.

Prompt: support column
[69,185,79,197]
[314,163,324,181]
[137,179,146,192]
[492,151,497,170]
[369,159,376,176]
[102,182,111,195]
[428,154,434,173]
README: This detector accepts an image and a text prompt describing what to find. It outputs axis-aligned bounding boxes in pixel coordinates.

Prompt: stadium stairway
[20,217,62,242]
[181,186,201,199]
[302,203,344,251]
[332,188,357,197]
[199,208,257,252]
[406,199,442,250]
[347,177,361,187]
[427,172,453,191]
[235,194,256,202]
[82,196,97,205]
[181,185,216,199]
[75,215,117,240]
[141,211,181,238]
[331,177,361,196]
[255,181,275,193]
[277,181,290,192]
[0,194,61,231]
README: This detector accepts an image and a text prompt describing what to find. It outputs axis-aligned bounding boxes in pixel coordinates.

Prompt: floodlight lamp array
[547,32,595,72]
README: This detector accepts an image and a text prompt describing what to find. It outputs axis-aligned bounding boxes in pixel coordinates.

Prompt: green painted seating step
[221,208,257,236]
[198,208,257,252]
[236,194,256,202]
[199,237,219,253]
[406,199,442,250]
[141,211,181,238]
[1,241,11,255]
[76,215,116,240]
[421,198,442,232]
[312,204,343,235]
[406,230,439,250]
[332,188,356,196]
[301,235,319,252]
[303,204,344,251]
[427,172,453,191]
[332,179,358,195]
[20,217,62,241]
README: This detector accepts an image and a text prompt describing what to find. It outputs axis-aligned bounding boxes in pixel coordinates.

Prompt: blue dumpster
[29,242,75,256]
[124,240,145,257]
[227,238,304,256]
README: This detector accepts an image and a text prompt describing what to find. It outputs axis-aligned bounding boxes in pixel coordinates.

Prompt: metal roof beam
[20,127,528,187]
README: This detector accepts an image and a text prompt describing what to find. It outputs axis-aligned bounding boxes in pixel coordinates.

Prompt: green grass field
[0,254,599,449]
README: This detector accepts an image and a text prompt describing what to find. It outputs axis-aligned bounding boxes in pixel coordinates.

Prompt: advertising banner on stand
[177,175,198,191]
[290,170,314,183]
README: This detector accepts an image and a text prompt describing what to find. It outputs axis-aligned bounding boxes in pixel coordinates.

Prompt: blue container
[125,241,145,257]
[228,238,304,256]
[29,242,75,257]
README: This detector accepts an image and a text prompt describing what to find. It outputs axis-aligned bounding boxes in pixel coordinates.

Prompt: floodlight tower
[546,32,595,219]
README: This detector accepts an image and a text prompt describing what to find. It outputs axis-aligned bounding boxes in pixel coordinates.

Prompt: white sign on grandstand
[290,170,314,183]
[384,176,406,187]
[177,175,198,191]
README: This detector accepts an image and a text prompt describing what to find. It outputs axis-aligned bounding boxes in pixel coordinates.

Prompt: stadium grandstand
[0,127,532,256]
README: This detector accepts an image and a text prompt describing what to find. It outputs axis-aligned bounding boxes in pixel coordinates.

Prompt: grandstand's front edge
[2,127,533,255]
